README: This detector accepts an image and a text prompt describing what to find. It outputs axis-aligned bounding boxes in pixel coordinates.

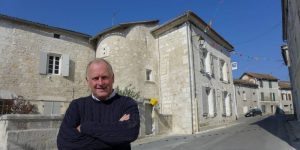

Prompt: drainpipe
[186,21,196,133]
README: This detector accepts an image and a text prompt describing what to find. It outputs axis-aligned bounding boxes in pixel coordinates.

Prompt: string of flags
[231,51,284,63]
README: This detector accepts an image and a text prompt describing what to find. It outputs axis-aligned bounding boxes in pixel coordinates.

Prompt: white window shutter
[39,51,47,74]
[61,54,70,76]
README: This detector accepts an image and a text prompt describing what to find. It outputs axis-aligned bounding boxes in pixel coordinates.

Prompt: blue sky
[0,0,288,80]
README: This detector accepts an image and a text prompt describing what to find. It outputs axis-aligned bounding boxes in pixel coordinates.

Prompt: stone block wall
[0,114,63,150]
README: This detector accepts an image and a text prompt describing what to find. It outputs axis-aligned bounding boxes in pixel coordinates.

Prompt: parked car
[245,108,262,117]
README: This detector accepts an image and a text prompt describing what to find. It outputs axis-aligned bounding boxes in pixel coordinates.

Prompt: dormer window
[54,33,60,39]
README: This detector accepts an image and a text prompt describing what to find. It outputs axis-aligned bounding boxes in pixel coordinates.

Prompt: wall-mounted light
[198,36,205,47]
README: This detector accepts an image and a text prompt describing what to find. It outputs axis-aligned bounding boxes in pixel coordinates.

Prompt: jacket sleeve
[80,101,140,145]
[57,100,111,149]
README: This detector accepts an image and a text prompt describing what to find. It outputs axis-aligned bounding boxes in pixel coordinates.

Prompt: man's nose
[96,78,104,85]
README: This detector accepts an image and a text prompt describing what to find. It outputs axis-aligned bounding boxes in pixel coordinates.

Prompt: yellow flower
[150,98,158,106]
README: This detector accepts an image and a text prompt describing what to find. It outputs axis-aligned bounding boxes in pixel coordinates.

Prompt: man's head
[86,58,114,100]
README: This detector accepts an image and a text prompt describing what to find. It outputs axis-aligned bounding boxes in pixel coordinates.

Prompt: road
[132,115,296,150]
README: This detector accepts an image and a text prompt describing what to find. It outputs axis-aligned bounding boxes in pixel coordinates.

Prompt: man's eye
[92,77,99,80]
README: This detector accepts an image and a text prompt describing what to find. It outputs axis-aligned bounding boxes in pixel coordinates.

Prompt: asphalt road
[133,115,296,150]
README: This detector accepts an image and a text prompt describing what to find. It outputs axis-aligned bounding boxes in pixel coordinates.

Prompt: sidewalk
[132,119,241,146]
[286,118,300,149]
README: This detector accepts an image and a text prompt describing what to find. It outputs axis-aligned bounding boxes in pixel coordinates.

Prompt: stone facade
[1,11,236,135]
[0,114,62,150]
[278,81,293,114]
[234,80,259,117]
[282,0,300,119]
[94,11,236,134]
[240,73,280,114]
[0,14,95,115]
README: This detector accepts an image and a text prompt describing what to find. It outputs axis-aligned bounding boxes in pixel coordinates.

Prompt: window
[202,87,217,117]
[281,93,285,100]
[210,54,215,78]
[288,94,292,100]
[39,51,69,76]
[219,60,229,82]
[200,49,206,73]
[243,91,246,101]
[53,33,60,39]
[222,91,231,117]
[259,80,263,88]
[48,55,61,75]
[261,92,264,101]
[272,93,276,101]
[204,51,211,75]
[269,81,272,88]
[146,69,152,81]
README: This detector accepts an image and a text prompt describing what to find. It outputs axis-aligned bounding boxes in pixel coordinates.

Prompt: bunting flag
[231,51,283,62]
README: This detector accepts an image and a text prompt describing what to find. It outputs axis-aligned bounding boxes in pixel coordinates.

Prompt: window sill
[145,80,156,84]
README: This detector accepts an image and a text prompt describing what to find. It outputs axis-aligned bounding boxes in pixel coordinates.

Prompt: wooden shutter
[61,54,70,76]
[222,91,226,115]
[213,89,217,116]
[39,51,47,74]
[202,86,208,116]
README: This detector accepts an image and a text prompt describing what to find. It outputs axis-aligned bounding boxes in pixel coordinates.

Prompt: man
[57,58,140,150]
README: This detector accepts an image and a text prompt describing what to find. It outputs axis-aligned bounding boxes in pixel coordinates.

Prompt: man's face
[86,62,114,100]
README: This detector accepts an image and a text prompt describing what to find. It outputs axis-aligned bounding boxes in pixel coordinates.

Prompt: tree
[115,84,141,101]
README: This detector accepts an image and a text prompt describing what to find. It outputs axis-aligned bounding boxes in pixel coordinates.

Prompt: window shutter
[222,91,226,115]
[61,54,70,76]
[202,86,208,116]
[39,51,47,74]
[213,89,217,115]
[226,63,230,83]
[210,55,214,77]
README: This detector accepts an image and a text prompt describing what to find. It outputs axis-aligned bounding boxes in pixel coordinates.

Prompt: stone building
[233,79,259,117]
[92,11,236,134]
[240,72,280,114]
[0,11,235,135]
[282,0,300,119]
[278,81,293,114]
[0,14,95,115]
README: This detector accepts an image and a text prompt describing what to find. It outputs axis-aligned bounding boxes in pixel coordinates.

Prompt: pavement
[285,115,300,149]
[133,114,300,150]
[132,119,241,147]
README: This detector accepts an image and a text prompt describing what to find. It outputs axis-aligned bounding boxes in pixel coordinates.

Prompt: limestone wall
[0,114,62,150]
[0,18,95,114]
[96,24,159,101]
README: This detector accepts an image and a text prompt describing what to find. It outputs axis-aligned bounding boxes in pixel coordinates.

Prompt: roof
[90,20,159,42]
[241,72,278,81]
[0,13,92,39]
[279,81,291,90]
[151,11,234,51]
[233,79,258,88]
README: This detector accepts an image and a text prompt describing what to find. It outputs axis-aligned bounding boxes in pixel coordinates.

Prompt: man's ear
[112,74,115,83]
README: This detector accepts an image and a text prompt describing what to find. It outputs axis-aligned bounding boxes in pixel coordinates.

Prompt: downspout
[186,21,196,133]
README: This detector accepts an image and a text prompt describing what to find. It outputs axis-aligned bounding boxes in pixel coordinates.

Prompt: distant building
[240,72,280,114]
[233,79,259,117]
[278,81,293,114]
[282,0,300,119]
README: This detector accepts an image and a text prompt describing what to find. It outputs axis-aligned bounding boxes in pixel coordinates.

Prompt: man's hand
[76,125,81,132]
[119,114,130,122]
